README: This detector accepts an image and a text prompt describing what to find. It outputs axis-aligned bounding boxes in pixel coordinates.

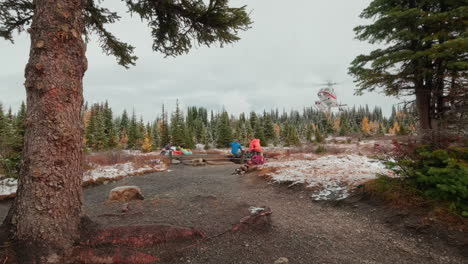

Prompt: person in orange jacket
[248,138,263,156]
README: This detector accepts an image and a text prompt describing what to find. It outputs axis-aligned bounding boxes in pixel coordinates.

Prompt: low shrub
[364,175,426,208]
[315,145,327,154]
[387,144,468,216]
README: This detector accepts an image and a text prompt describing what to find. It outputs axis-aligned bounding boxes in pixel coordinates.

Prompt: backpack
[251,155,265,165]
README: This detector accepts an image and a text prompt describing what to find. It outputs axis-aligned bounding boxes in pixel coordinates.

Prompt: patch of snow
[0,178,18,197]
[248,206,266,214]
[310,182,349,201]
[326,136,350,142]
[0,159,167,199]
[262,154,393,201]
[195,144,206,150]
[83,162,166,182]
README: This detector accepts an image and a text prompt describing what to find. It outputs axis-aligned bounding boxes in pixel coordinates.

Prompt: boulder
[108,186,144,202]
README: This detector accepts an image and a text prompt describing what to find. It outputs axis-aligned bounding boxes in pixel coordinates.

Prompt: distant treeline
[0,101,416,177]
[81,101,416,151]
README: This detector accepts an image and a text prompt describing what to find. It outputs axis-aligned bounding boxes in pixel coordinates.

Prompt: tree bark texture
[415,82,432,131]
[6,0,87,262]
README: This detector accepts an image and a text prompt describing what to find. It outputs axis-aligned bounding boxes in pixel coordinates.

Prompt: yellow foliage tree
[83,110,91,128]
[361,116,371,135]
[392,121,400,135]
[82,111,91,144]
[333,118,341,132]
[370,121,380,134]
[119,129,129,149]
[141,132,152,153]
[273,123,281,138]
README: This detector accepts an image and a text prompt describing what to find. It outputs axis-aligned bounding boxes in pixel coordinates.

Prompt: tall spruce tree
[160,104,170,147]
[171,101,186,147]
[0,0,251,260]
[103,102,117,149]
[350,0,467,132]
[217,111,233,148]
[263,112,275,145]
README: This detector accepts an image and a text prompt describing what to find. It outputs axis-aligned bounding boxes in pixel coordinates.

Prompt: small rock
[108,186,144,202]
[274,257,289,264]
[171,159,181,164]
[103,181,109,185]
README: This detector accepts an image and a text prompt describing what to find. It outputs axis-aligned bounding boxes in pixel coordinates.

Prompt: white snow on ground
[82,162,166,182]
[0,178,18,198]
[262,154,393,201]
[0,160,167,198]
[195,144,206,150]
[249,206,267,214]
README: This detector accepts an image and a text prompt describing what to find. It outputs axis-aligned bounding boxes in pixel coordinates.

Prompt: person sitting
[229,140,243,158]
[248,138,263,156]
[248,138,264,164]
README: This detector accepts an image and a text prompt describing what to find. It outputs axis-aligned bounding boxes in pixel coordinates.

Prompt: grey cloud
[1,0,402,120]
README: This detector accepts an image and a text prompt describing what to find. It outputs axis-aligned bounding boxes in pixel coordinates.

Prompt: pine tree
[338,113,350,136]
[284,124,301,147]
[305,124,313,142]
[0,1,252,259]
[171,101,186,147]
[120,110,130,136]
[15,102,26,138]
[263,113,275,146]
[216,111,233,148]
[350,1,467,131]
[94,105,107,150]
[160,105,170,147]
[0,105,22,178]
[314,128,324,143]
[127,111,139,149]
[103,102,117,149]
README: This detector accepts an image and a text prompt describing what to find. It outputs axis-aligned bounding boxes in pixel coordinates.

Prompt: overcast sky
[0,0,402,121]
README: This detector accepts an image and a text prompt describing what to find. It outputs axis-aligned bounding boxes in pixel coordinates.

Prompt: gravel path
[0,165,466,263]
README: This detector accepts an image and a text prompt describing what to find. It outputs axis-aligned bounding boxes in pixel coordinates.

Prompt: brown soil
[0,165,466,263]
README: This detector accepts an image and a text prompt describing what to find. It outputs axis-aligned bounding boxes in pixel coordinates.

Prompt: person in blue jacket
[229,140,243,158]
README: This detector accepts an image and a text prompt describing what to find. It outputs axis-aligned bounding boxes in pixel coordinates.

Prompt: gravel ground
[0,165,466,263]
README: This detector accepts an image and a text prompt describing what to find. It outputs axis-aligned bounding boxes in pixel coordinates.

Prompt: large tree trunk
[5,0,87,262]
[415,83,432,131]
